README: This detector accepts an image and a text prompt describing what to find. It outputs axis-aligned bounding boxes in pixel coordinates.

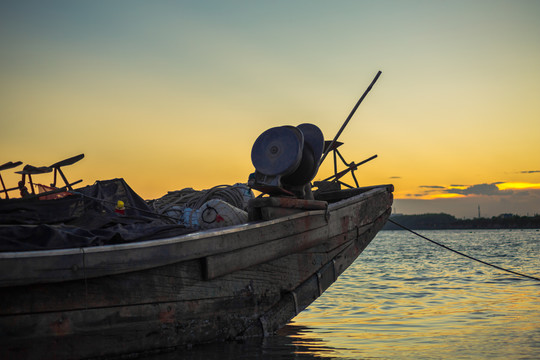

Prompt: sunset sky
[1,1,539,218]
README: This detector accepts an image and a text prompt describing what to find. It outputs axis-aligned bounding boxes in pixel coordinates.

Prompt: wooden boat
[0,182,393,359]
[0,73,389,358]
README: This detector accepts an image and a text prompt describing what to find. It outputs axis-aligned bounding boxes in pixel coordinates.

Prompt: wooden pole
[319,70,382,166]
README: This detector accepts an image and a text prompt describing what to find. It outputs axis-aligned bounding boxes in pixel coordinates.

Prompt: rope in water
[388,219,540,282]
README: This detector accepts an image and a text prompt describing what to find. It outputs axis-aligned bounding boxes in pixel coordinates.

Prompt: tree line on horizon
[384,213,540,230]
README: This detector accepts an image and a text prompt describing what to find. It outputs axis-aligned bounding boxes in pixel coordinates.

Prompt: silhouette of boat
[0,119,392,359]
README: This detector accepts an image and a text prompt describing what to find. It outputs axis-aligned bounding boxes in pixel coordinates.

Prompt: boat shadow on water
[141,324,344,360]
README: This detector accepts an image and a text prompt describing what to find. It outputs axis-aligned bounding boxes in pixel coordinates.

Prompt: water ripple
[291,229,540,359]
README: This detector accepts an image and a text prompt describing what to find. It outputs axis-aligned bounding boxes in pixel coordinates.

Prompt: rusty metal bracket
[259,316,270,337]
[316,271,323,296]
[290,290,299,315]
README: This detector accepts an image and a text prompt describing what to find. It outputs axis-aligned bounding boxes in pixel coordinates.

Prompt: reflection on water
[144,230,540,359]
[291,229,540,359]
[141,325,339,359]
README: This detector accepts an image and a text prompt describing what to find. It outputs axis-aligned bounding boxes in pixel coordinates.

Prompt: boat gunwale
[0,185,391,260]
[0,209,326,260]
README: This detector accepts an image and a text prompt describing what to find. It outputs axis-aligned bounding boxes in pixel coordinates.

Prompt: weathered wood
[242,207,390,338]
[0,210,329,287]
[315,184,393,202]
[205,187,392,279]
[1,209,389,360]
[0,186,391,288]
[204,225,329,279]
[1,296,270,360]
[0,185,393,360]
[0,231,355,316]
[248,197,328,210]
[259,206,308,220]
[248,197,327,220]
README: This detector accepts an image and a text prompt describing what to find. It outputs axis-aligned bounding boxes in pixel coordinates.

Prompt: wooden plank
[0,295,277,360]
[204,216,371,281]
[204,225,329,280]
[0,241,330,315]
[0,219,374,316]
[315,184,393,202]
[260,206,306,220]
[204,188,392,279]
[248,197,327,210]
[0,210,328,286]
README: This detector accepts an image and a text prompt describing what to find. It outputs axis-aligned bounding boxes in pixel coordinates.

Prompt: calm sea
[145,229,540,360]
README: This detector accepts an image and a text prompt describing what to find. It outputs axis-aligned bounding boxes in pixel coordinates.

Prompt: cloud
[389,176,401,179]
[446,183,504,196]
[394,193,540,218]
[520,170,540,174]
[408,181,540,200]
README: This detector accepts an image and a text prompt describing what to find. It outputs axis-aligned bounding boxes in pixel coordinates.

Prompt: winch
[248,123,324,199]
[248,71,384,199]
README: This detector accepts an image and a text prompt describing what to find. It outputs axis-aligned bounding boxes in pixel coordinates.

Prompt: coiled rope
[388,219,540,282]
[148,184,249,215]
[72,184,250,225]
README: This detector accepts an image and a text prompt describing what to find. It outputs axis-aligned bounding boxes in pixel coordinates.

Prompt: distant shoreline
[383,213,540,230]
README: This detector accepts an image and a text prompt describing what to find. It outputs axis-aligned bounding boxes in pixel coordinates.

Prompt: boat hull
[0,185,393,359]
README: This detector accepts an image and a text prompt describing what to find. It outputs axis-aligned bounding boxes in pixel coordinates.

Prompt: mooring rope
[388,219,540,282]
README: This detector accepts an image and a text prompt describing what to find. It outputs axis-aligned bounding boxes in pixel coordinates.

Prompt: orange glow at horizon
[393,182,540,201]
[396,193,465,200]
[447,185,468,190]
[496,182,540,190]
[419,193,466,200]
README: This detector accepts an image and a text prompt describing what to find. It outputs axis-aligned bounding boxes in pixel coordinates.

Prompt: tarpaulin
[0,179,194,251]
